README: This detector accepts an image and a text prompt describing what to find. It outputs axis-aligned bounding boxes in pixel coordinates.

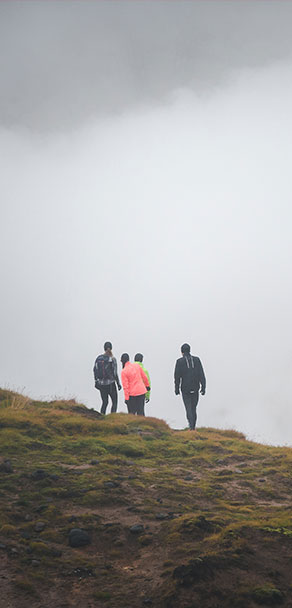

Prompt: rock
[143,599,153,605]
[11,548,18,554]
[68,528,91,548]
[155,513,169,521]
[90,459,99,465]
[31,469,48,481]
[259,478,266,483]
[0,543,6,550]
[31,559,41,567]
[104,481,119,489]
[234,469,243,474]
[0,459,13,473]
[130,524,144,535]
[34,522,45,532]
[184,475,193,481]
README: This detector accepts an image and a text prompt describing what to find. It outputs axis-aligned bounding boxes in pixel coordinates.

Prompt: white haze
[1,62,292,445]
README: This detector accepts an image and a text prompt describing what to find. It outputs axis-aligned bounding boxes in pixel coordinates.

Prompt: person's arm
[138,365,150,389]
[113,357,121,390]
[145,368,151,402]
[174,360,181,394]
[121,368,129,402]
[198,358,206,395]
[93,359,98,386]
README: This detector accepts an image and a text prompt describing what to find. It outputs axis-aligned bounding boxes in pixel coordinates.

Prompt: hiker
[134,353,151,416]
[93,341,121,414]
[121,353,150,416]
[174,343,206,430]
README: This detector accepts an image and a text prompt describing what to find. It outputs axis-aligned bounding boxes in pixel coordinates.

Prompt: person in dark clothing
[174,343,206,430]
[93,341,121,414]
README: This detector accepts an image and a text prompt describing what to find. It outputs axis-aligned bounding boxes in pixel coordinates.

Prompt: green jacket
[135,362,151,401]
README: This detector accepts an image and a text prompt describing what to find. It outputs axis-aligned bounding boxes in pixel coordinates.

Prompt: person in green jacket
[134,353,151,415]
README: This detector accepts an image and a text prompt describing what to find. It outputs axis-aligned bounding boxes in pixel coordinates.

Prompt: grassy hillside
[1,388,292,608]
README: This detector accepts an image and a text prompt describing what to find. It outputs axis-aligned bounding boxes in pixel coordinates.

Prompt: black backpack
[94,355,114,385]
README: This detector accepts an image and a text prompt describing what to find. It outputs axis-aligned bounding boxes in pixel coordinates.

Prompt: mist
[1,1,292,446]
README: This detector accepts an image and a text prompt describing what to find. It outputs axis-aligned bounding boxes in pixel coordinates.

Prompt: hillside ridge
[1,388,292,608]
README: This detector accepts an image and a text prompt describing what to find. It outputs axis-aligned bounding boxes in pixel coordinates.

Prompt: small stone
[90,459,99,465]
[34,522,45,532]
[68,528,91,548]
[234,469,243,474]
[31,559,40,567]
[130,524,144,535]
[11,548,18,554]
[31,469,48,481]
[259,478,266,483]
[143,600,153,605]
[184,475,193,481]
[104,481,119,489]
[155,513,168,520]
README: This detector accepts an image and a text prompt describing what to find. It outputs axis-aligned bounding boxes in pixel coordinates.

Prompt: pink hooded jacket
[121,361,149,401]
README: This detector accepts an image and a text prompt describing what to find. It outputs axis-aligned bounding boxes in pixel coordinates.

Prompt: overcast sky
[1,1,292,445]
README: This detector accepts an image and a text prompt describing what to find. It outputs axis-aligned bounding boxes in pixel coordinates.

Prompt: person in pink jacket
[120,353,150,416]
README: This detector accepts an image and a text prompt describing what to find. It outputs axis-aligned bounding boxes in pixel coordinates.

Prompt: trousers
[182,391,199,430]
[127,394,145,416]
[99,383,118,414]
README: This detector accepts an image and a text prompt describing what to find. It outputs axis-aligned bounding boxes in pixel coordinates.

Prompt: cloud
[1,1,292,129]
[1,62,292,444]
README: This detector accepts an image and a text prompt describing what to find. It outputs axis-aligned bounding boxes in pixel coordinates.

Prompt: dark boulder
[68,528,91,548]
[130,524,144,535]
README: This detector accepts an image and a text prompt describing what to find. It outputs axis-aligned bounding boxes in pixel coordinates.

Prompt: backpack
[94,355,114,384]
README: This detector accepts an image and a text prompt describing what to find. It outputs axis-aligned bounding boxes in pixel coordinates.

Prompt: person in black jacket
[174,343,206,430]
[93,341,121,414]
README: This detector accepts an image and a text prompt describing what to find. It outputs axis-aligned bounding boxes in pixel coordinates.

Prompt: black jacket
[174,354,206,394]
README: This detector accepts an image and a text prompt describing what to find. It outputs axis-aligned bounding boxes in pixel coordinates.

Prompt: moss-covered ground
[1,388,292,607]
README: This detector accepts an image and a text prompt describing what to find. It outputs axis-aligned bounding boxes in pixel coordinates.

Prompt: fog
[1,1,292,445]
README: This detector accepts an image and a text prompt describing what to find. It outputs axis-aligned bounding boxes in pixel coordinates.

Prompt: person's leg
[182,392,195,429]
[136,394,145,416]
[109,383,118,413]
[131,396,139,415]
[127,396,136,414]
[99,386,109,415]
[190,391,199,429]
